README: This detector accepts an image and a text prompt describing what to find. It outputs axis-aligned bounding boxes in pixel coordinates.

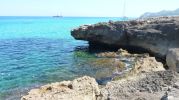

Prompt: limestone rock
[99,71,179,100]
[21,71,179,100]
[21,76,100,100]
[97,49,164,72]
[96,49,131,58]
[166,48,179,72]
[71,16,179,70]
[132,57,165,74]
[112,54,165,80]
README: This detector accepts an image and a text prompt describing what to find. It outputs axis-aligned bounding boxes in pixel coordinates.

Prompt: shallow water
[0,17,128,100]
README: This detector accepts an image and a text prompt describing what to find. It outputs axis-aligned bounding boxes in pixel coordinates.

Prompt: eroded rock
[71,16,179,71]
[132,57,165,73]
[21,76,100,100]
[96,49,165,78]
[166,48,179,72]
[21,71,179,100]
[99,71,179,100]
[21,49,178,100]
[96,49,133,58]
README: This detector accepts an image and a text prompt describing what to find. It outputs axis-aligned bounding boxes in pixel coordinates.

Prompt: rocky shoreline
[22,16,179,100]
[71,16,179,72]
[22,49,179,100]
[22,71,179,100]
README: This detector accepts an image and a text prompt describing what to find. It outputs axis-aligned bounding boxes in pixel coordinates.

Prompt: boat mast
[60,12,62,17]
[122,0,126,19]
[121,0,126,35]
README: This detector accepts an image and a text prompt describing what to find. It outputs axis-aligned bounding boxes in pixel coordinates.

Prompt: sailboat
[53,12,63,18]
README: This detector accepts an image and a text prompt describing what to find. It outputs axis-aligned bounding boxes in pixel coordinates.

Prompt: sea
[0,16,125,100]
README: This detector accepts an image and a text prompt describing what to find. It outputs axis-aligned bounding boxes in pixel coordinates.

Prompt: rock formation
[99,71,179,100]
[96,49,165,76]
[166,48,179,72]
[22,50,174,100]
[71,16,179,72]
[21,76,100,100]
[22,17,179,100]
[22,71,179,100]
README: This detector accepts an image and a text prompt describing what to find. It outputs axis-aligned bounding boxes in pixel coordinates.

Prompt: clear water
[0,17,123,100]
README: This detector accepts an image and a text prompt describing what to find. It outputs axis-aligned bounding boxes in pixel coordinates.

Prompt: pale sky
[0,0,179,17]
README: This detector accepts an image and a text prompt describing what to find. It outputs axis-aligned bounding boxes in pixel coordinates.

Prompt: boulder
[21,76,100,100]
[131,56,165,74]
[166,48,179,72]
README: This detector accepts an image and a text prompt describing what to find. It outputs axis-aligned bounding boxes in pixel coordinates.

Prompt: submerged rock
[96,49,132,58]
[96,49,165,79]
[71,16,179,71]
[112,54,165,80]
[87,58,126,83]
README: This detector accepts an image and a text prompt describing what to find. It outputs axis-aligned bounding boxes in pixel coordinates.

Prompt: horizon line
[0,15,137,18]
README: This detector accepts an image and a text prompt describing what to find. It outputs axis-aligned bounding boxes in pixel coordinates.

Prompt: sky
[0,0,179,17]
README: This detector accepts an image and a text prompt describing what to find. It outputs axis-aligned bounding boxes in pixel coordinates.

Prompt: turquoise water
[0,17,122,100]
